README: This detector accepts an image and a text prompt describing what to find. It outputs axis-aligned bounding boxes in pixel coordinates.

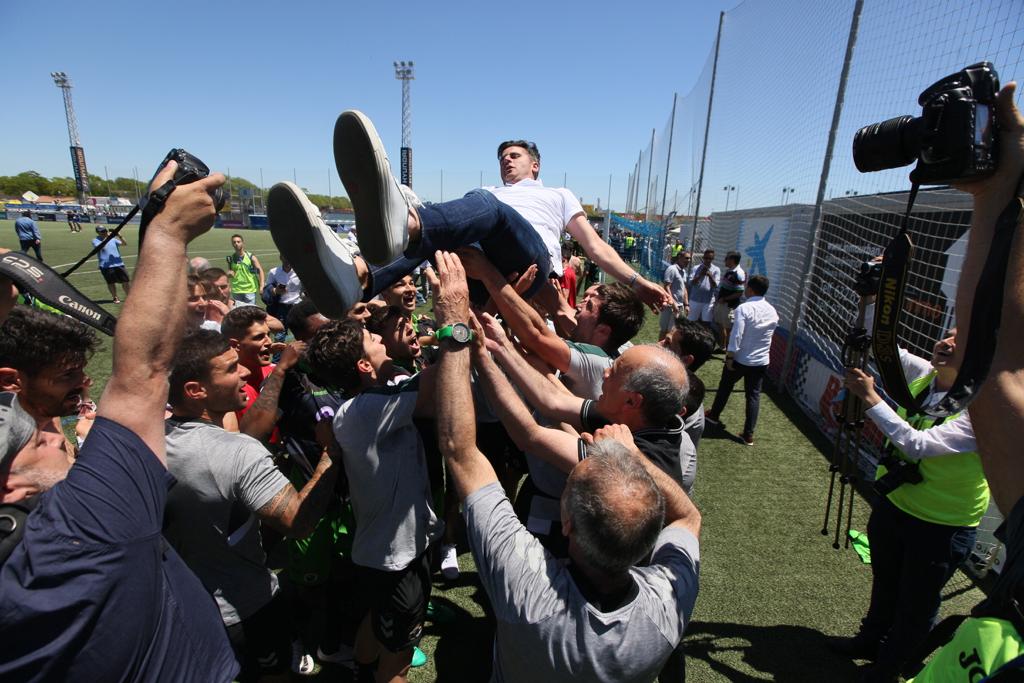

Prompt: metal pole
[602,173,613,283]
[642,127,655,225]
[660,93,678,220]
[440,169,444,203]
[328,169,332,206]
[690,11,725,251]
[780,0,865,391]
[259,168,265,212]
[734,186,740,211]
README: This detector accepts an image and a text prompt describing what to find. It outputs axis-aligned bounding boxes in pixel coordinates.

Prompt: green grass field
[0,219,985,682]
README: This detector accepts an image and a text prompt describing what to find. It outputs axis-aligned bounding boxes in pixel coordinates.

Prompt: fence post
[779,0,865,392]
[642,128,655,226]
[690,10,725,251]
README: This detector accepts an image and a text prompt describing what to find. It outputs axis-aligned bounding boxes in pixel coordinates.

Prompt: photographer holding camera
[0,158,238,681]
[833,324,986,682]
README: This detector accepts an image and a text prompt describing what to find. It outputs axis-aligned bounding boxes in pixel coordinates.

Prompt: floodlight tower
[51,71,90,205]
[393,60,414,187]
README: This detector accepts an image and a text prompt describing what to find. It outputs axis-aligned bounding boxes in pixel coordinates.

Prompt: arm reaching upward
[98,161,226,463]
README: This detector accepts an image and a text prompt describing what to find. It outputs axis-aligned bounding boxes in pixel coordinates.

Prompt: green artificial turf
[1,219,985,681]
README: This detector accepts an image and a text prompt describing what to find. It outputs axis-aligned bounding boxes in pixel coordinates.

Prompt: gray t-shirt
[163,420,289,625]
[684,403,705,452]
[465,482,700,683]
[561,341,612,401]
[333,377,444,571]
[663,263,688,307]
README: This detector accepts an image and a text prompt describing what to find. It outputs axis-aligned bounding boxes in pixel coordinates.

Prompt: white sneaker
[268,181,363,319]
[334,110,412,265]
[316,643,355,667]
[440,543,460,580]
[291,640,318,676]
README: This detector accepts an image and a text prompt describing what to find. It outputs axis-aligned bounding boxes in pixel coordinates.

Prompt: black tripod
[822,300,872,550]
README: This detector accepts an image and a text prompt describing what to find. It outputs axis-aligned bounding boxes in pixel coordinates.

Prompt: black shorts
[356,549,432,652]
[100,266,130,284]
[225,590,291,680]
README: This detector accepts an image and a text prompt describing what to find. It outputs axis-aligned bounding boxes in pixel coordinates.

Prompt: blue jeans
[860,496,977,675]
[232,292,257,305]
[365,189,551,305]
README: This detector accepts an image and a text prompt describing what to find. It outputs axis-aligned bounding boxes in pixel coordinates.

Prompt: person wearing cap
[0,159,238,681]
[92,226,131,304]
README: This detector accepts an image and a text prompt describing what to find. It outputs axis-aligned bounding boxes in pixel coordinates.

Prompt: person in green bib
[226,234,265,305]
[834,328,987,682]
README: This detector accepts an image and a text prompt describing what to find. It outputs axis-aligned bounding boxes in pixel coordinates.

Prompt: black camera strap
[0,252,117,335]
[872,185,1022,418]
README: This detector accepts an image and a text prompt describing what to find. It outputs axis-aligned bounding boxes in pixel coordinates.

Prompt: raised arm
[587,424,701,537]
[471,320,582,474]
[97,161,226,463]
[458,247,571,372]
[433,251,498,500]
[240,341,305,440]
[479,312,586,429]
[958,82,1024,515]
[567,214,668,311]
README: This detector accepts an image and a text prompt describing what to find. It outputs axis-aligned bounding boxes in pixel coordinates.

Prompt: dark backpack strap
[0,499,38,566]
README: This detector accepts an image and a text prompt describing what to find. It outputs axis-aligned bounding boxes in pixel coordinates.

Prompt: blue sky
[2,0,736,210]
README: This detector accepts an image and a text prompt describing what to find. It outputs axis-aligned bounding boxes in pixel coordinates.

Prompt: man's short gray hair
[565,440,665,577]
[622,345,689,425]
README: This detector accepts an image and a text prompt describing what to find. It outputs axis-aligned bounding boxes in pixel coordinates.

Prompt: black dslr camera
[139,149,229,241]
[853,260,883,297]
[853,62,999,185]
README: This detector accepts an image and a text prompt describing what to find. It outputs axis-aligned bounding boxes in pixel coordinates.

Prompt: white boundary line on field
[52,249,282,277]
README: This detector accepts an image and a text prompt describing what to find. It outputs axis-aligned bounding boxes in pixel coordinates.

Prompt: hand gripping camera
[139,149,229,240]
[853,62,999,185]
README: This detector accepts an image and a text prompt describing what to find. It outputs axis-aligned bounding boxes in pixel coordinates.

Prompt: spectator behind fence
[432,250,701,683]
[0,160,238,681]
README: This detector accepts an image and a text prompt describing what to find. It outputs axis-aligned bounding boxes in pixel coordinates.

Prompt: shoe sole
[267,182,360,319]
[334,110,402,265]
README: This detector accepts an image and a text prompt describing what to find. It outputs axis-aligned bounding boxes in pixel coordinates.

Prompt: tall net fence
[621,0,1024,576]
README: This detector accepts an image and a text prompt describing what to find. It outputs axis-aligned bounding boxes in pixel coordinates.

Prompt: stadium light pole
[723,185,735,212]
[781,186,795,205]
[51,71,90,205]
[394,60,415,188]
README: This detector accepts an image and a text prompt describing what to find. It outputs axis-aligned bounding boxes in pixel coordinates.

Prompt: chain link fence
[619,0,1024,576]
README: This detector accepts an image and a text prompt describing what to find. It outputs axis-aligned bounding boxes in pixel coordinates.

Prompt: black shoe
[826,635,879,661]
[859,664,899,683]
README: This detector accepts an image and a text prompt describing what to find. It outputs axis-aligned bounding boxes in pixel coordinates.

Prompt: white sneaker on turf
[440,543,460,580]
[334,110,412,265]
[316,643,355,667]
[268,181,363,320]
[291,640,318,676]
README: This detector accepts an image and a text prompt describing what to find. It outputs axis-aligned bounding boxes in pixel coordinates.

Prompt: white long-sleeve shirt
[727,296,778,366]
[863,347,977,459]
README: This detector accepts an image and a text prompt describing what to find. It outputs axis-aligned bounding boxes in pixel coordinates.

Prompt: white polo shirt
[727,296,778,366]
[486,179,584,276]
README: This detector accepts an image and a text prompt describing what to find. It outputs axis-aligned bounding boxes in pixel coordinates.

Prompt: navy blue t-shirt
[0,417,238,682]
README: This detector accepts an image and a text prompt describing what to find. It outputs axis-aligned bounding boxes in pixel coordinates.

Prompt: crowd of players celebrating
[2,82,1024,683]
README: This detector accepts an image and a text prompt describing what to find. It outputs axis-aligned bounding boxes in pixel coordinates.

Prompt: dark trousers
[364,189,551,305]
[709,360,766,436]
[860,496,976,675]
[18,240,41,261]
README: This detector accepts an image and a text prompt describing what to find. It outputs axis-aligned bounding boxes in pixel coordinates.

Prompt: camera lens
[853,115,923,173]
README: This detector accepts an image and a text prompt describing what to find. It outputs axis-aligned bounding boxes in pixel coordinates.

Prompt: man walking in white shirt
[704,275,777,446]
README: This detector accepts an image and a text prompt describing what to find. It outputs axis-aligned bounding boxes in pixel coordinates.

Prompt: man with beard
[366,305,424,376]
[164,329,341,680]
[0,305,98,455]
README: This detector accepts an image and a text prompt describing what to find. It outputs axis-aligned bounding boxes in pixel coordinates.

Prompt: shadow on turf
[684,620,868,682]
[427,573,496,682]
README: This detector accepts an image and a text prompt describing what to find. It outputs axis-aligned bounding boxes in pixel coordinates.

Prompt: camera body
[159,149,229,212]
[853,62,1000,185]
[853,260,883,297]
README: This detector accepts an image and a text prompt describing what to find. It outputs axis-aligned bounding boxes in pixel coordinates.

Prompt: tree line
[0,171,352,211]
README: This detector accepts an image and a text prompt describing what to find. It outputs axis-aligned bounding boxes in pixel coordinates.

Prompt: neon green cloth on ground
[908,617,1023,682]
[847,529,871,564]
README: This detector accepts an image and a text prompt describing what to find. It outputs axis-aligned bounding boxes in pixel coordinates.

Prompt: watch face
[452,323,471,343]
